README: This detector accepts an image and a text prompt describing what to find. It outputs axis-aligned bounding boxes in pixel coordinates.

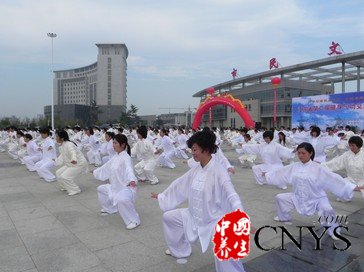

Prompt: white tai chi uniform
[266,160,357,236]
[323,148,364,197]
[86,134,102,166]
[157,135,176,169]
[55,141,88,195]
[100,139,116,164]
[93,151,141,226]
[239,141,294,188]
[22,140,42,171]
[187,148,234,174]
[157,157,245,272]
[35,137,57,182]
[8,136,25,160]
[292,135,340,163]
[174,134,189,159]
[132,139,159,185]
[236,139,257,167]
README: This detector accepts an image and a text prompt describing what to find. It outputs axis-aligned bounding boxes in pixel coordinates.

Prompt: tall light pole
[47,32,57,130]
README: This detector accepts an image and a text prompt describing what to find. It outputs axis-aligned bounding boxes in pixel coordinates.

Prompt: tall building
[44,43,128,125]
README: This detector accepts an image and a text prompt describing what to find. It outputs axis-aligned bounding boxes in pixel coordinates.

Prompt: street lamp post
[47,32,57,130]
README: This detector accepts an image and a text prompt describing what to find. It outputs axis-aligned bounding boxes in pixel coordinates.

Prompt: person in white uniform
[174,128,189,160]
[55,130,88,196]
[100,131,116,165]
[155,129,176,169]
[265,142,363,239]
[237,130,295,189]
[132,126,159,185]
[93,134,140,230]
[8,130,26,160]
[322,136,364,198]
[151,130,245,272]
[34,128,57,182]
[22,134,42,171]
[85,128,102,166]
[291,126,339,163]
[236,134,257,168]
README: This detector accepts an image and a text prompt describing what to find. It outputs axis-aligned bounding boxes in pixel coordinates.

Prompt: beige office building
[45,43,128,124]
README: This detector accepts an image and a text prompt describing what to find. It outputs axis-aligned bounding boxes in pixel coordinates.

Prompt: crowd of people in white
[1,124,363,271]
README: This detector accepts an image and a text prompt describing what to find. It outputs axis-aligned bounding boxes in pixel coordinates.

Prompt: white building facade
[50,43,128,123]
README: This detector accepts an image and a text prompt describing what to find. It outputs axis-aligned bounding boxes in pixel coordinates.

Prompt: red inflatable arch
[192,91,255,129]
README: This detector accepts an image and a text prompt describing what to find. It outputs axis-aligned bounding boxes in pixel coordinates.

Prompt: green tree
[120,104,140,126]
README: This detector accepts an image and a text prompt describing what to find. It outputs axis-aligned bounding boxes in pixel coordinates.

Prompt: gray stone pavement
[0,148,363,272]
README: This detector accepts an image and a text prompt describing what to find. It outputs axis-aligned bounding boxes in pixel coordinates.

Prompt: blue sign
[292,92,364,130]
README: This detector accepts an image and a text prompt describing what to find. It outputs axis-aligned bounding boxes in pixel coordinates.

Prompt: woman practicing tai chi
[55,130,88,196]
[93,134,140,230]
[151,130,245,272]
[265,142,363,239]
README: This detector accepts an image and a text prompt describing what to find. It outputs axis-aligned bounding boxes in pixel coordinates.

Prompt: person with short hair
[155,129,176,169]
[291,126,340,163]
[151,130,245,272]
[100,131,116,164]
[237,130,295,188]
[34,128,57,182]
[132,126,159,185]
[85,128,102,166]
[55,130,87,196]
[22,133,42,171]
[8,130,25,160]
[174,128,189,160]
[236,134,257,168]
[93,134,141,230]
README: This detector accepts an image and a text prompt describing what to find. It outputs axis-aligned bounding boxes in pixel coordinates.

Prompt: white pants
[56,165,83,194]
[87,149,101,165]
[174,148,189,159]
[275,193,338,236]
[135,159,159,184]
[238,154,256,168]
[17,149,27,161]
[23,154,42,171]
[8,143,19,159]
[97,185,140,226]
[35,159,56,182]
[162,209,245,272]
[0,141,8,152]
[158,150,176,169]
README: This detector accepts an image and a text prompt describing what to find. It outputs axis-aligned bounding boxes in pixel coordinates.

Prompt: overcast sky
[0,0,363,118]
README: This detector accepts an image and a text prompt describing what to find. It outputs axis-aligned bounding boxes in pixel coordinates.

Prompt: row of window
[237,88,321,103]
[64,100,86,104]
[107,64,112,105]
[101,48,122,55]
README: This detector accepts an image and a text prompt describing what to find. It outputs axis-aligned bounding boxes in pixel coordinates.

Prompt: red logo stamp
[213,209,251,261]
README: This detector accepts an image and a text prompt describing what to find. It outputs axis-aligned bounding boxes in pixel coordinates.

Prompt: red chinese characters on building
[231,68,238,79]
[328,41,343,55]
[213,209,251,261]
[269,58,279,70]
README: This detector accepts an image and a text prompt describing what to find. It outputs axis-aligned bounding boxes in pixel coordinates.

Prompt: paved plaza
[0,148,363,272]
